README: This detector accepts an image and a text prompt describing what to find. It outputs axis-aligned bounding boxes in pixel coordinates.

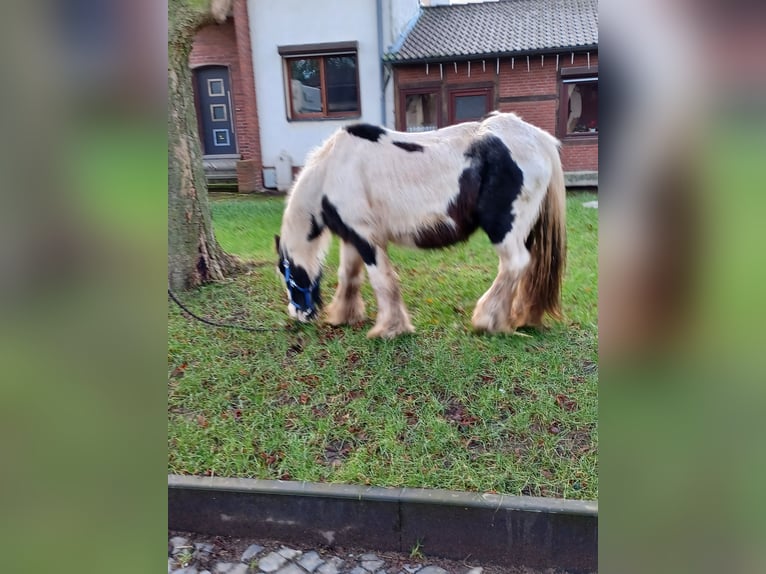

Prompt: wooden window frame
[558,67,598,140]
[448,87,493,125]
[279,42,361,121]
[398,85,442,132]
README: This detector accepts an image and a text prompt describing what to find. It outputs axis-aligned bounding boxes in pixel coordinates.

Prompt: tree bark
[168,0,242,291]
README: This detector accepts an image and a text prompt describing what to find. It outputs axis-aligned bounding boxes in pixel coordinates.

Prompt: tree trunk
[168,0,241,291]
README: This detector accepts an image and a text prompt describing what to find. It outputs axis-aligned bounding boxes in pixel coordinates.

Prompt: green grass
[168,192,598,499]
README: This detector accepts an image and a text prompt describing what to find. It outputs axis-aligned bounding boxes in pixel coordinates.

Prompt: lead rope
[168,288,282,333]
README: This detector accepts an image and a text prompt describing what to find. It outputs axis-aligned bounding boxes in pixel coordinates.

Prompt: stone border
[169,475,597,573]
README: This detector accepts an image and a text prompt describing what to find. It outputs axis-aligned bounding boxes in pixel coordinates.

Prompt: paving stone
[170,537,191,555]
[241,544,265,562]
[227,565,248,574]
[258,552,288,573]
[362,559,385,572]
[417,567,448,574]
[316,556,345,574]
[277,546,302,560]
[402,565,421,574]
[274,564,306,574]
[463,569,483,574]
[359,553,385,572]
[349,567,369,574]
[214,563,235,574]
[297,551,325,572]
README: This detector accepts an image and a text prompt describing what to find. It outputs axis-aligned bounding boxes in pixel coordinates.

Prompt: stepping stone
[275,564,306,574]
[360,553,385,572]
[170,537,190,555]
[418,567,449,574]
[277,547,302,560]
[259,552,288,573]
[298,551,325,572]
[316,557,345,574]
[241,544,264,562]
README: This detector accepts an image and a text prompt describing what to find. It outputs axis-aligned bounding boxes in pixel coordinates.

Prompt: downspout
[376,0,386,125]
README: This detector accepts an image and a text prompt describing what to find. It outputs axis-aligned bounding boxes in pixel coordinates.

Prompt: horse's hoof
[366,324,414,339]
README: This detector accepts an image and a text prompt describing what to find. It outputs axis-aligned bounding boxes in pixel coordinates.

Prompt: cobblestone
[168,531,563,574]
[298,550,325,572]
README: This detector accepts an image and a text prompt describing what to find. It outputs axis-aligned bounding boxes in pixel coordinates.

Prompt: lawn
[168,192,598,499]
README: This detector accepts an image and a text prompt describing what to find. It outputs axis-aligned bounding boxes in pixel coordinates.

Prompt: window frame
[279,42,361,121]
[398,85,442,132]
[448,86,493,125]
[558,66,598,139]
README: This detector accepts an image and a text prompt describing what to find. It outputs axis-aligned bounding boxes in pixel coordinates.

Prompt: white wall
[249,0,389,183]
[381,0,421,128]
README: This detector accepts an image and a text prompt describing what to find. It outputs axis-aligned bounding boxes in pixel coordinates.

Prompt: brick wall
[392,52,598,175]
[189,0,263,191]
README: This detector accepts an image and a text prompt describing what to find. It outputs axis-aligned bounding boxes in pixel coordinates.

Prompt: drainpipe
[376,0,386,126]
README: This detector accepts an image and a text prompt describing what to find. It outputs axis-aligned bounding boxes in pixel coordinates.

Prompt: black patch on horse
[392,141,424,153]
[413,166,481,248]
[414,155,482,249]
[414,220,465,249]
[307,214,324,241]
[320,197,377,266]
[414,134,523,248]
[345,123,386,142]
[464,134,524,244]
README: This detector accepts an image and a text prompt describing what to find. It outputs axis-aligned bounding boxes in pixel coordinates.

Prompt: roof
[387,0,598,62]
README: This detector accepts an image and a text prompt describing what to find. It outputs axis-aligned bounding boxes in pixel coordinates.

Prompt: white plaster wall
[381,0,421,128]
[248,0,387,178]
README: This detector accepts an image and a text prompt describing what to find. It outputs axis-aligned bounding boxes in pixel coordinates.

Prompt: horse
[275,111,566,339]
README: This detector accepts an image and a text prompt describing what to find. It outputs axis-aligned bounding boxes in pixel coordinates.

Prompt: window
[210,104,227,121]
[207,79,224,97]
[449,88,492,124]
[279,42,360,120]
[559,70,598,137]
[402,90,440,132]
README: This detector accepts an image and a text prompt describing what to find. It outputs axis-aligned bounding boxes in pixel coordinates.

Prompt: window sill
[287,114,362,122]
[562,134,599,144]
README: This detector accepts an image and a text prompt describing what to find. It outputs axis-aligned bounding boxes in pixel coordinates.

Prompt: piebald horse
[275,111,566,339]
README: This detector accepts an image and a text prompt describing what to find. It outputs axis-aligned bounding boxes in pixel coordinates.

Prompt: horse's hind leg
[472,233,530,334]
[365,246,414,339]
[325,241,367,325]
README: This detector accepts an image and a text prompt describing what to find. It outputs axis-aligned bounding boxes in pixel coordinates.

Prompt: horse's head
[275,235,322,322]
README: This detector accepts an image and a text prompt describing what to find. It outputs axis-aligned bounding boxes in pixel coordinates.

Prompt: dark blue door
[195,66,237,155]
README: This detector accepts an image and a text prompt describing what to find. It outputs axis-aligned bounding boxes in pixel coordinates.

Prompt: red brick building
[188,0,263,191]
[386,0,598,186]
[189,0,598,191]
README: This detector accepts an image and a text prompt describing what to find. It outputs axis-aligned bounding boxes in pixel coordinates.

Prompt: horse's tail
[519,142,567,324]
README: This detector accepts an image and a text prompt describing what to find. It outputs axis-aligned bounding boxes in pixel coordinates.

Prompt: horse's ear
[274,234,281,254]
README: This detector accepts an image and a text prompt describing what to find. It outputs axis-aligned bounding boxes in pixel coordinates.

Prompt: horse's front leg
[325,240,367,325]
[365,246,414,339]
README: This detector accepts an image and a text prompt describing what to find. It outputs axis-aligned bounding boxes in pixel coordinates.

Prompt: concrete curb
[168,475,597,572]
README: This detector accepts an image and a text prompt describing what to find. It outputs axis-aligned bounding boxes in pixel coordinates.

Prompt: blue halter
[283,260,316,314]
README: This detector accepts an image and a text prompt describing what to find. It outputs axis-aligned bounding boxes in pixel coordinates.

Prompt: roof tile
[389,0,598,61]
